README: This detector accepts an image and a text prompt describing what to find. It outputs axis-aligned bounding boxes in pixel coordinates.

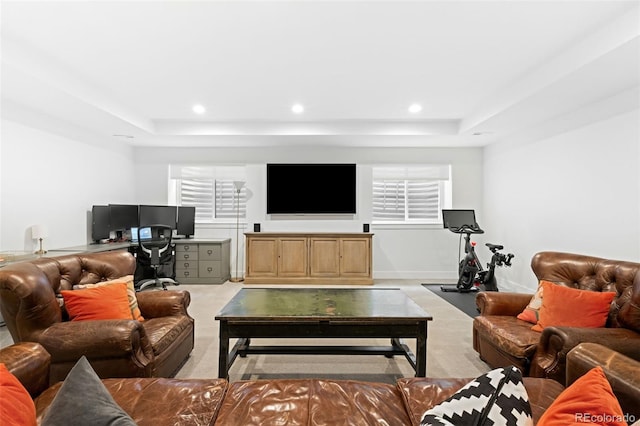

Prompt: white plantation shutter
[172,165,246,222]
[215,180,247,219]
[372,165,450,223]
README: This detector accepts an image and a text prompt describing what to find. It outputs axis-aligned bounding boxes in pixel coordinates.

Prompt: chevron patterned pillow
[420,366,533,426]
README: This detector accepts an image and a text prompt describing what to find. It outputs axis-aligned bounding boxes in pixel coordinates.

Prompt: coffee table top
[215,288,432,321]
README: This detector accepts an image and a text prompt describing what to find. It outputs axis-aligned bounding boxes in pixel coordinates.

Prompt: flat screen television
[92,205,111,241]
[177,206,196,238]
[266,163,356,214]
[108,204,139,231]
[138,205,177,228]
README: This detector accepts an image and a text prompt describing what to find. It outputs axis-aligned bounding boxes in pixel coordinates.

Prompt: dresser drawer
[176,260,197,270]
[199,261,221,278]
[175,268,199,280]
[176,251,198,261]
[177,244,198,253]
[199,244,221,260]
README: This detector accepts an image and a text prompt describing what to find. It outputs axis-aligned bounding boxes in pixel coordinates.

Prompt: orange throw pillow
[0,363,37,426]
[74,275,143,321]
[517,281,545,324]
[531,281,615,332]
[537,366,625,426]
[61,283,133,321]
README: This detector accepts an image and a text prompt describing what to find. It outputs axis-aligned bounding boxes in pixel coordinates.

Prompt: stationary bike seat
[486,243,504,251]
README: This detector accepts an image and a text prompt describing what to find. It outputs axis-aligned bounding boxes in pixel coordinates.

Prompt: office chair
[136,224,179,291]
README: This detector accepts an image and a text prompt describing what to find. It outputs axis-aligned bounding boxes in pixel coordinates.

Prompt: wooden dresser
[244,232,373,284]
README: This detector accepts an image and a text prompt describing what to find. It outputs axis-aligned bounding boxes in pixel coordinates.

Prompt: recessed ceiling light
[291,103,304,114]
[408,103,422,114]
[192,104,206,114]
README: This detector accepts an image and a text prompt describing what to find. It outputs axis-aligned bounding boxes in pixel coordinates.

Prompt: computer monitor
[442,209,479,230]
[138,205,177,228]
[177,206,196,238]
[138,227,152,240]
[109,204,139,231]
[91,205,111,242]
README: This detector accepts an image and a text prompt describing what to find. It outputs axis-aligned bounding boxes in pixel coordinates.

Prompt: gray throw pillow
[41,356,136,426]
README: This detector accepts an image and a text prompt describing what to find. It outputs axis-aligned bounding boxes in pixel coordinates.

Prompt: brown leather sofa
[4,342,638,425]
[2,342,566,425]
[473,251,640,385]
[0,250,194,383]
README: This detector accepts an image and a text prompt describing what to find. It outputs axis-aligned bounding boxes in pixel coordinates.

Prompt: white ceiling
[1,0,639,148]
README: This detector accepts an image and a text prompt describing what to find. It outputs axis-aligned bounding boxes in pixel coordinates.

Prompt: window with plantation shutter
[171,165,246,222]
[372,165,451,224]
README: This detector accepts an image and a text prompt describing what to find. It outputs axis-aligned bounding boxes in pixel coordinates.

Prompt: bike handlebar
[449,223,484,234]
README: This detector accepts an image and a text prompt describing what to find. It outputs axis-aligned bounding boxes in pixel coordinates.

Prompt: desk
[52,242,134,254]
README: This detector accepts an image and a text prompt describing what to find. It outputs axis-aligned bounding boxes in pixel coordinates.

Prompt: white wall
[483,108,640,293]
[0,117,136,251]
[133,146,484,279]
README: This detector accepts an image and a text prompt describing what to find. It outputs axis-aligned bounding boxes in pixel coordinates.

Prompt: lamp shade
[233,180,246,191]
[31,225,48,239]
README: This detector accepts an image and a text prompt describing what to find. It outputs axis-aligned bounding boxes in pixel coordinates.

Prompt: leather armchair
[0,251,194,383]
[473,251,640,385]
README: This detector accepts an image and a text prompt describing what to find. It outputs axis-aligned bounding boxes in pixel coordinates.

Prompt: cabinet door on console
[278,238,308,277]
[247,238,278,277]
[340,238,371,277]
[309,238,340,277]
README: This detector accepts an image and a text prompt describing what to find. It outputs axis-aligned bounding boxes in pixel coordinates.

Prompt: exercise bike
[440,223,514,293]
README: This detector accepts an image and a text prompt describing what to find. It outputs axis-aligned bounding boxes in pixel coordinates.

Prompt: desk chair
[136,225,179,291]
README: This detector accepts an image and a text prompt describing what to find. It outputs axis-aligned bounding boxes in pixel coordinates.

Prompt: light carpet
[0,280,490,383]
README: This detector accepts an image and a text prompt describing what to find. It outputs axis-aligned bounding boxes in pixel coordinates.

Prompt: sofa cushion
[213,379,412,426]
[60,283,133,321]
[419,367,533,426]
[537,366,625,426]
[0,363,37,426]
[474,315,540,359]
[40,356,136,426]
[531,281,616,332]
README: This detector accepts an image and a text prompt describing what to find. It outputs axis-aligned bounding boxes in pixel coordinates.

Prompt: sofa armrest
[136,290,191,318]
[476,292,532,316]
[567,343,640,421]
[38,320,154,363]
[0,342,50,398]
[530,326,640,385]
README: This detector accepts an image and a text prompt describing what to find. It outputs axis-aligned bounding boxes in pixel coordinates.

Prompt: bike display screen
[442,209,478,229]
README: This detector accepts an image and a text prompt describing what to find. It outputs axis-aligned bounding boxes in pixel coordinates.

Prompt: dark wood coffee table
[215,288,432,379]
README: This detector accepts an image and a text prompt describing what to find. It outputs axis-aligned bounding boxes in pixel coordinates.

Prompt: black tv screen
[267,164,356,214]
[139,205,177,228]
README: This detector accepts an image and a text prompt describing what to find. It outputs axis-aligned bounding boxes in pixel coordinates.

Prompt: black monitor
[177,206,196,238]
[91,205,111,242]
[442,209,479,230]
[138,205,177,228]
[108,204,139,231]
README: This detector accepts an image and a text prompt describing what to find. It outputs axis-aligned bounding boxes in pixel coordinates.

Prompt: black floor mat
[421,284,480,317]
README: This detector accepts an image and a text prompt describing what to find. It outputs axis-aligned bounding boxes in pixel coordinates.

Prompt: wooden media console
[244,232,373,284]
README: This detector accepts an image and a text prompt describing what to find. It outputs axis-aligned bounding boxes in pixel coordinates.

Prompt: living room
[1,1,639,425]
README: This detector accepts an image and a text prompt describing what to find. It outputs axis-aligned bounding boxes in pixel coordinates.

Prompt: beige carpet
[174,280,490,383]
[0,280,490,383]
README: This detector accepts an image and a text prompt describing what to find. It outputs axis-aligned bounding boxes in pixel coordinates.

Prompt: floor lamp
[230,180,245,282]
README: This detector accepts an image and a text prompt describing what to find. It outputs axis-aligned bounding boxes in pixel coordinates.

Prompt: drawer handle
[184,254,189,259]
[184,271,190,277]
[207,267,213,272]
[184,262,190,268]
[207,249,213,255]
[184,246,191,251]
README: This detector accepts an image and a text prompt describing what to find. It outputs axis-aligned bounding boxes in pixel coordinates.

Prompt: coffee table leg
[416,321,427,377]
[218,320,229,379]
